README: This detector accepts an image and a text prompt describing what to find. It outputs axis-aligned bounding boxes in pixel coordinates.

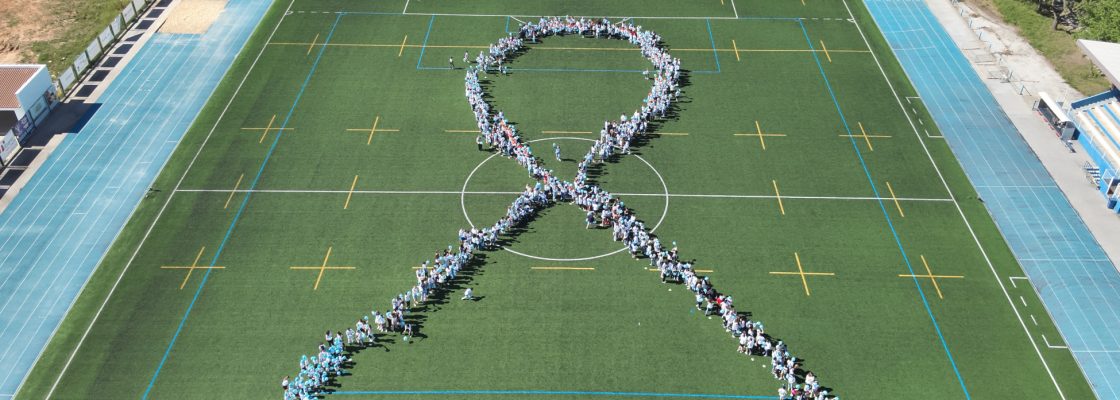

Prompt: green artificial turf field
[17,0,1097,398]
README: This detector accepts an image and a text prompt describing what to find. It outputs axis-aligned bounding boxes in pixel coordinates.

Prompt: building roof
[0,65,42,109]
[1078,39,1120,89]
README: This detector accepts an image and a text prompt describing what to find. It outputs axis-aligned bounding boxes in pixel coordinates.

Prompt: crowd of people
[285,17,832,400]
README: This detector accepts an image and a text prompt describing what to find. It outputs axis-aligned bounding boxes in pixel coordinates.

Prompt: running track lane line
[796,18,970,398]
[141,12,347,399]
[844,0,1065,397]
[0,38,206,391]
[43,1,297,397]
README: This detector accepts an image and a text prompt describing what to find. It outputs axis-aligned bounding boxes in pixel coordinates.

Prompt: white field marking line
[510,16,528,25]
[42,1,298,398]
[1021,296,1029,307]
[731,0,739,19]
[1043,334,1069,349]
[843,0,1066,397]
[172,188,955,202]
[34,12,277,392]
[29,25,220,400]
[304,11,859,22]
[1031,314,1039,326]
[0,39,186,290]
[1009,276,1029,288]
[5,35,204,391]
[913,0,1110,385]
[402,0,409,14]
[392,12,853,21]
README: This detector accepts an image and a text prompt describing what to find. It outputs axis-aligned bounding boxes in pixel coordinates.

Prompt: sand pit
[160,0,228,34]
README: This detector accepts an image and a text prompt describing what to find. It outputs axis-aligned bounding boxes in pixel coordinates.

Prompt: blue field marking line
[0,0,274,392]
[875,0,1119,338]
[416,15,436,70]
[795,18,971,398]
[0,4,262,391]
[140,12,347,400]
[0,40,192,392]
[705,19,721,73]
[863,0,1120,398]
[331,390,770,398]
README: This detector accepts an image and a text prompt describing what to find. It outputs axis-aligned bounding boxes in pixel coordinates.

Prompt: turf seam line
[845,0,1065,397]
[141,11,345,400]
[796,17,971,399]
[41,1,300,398]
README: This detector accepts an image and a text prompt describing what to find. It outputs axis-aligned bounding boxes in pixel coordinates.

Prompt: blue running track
[0,0,273,396]
[863,0,1120,397]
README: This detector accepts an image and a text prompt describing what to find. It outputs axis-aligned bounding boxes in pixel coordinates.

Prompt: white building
[0,64,56,165]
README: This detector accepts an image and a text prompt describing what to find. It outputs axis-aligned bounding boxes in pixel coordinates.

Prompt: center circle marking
[460,137,670,261]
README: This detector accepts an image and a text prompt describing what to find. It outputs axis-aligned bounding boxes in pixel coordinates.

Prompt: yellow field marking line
[899,255,963,299]
[851,121,878,150]
[531,267,596,271]
[344,175,359,210]
[769,252,834,296]
[290,246,356,290]
[224,174,244,209]
[542,130,593,135]
[772,180,785,215]
[731,39,741,62]
[819,40,832,63]
[161,247,224,290]
[734,121,785,150]
[240,115,293,144]
[885,181,905,217]
[269,42,870,54]
[345,115,400,145]
[308,33,320,56]
[802,0,807,6]
[397,35,408,57]
[720,0,725,5]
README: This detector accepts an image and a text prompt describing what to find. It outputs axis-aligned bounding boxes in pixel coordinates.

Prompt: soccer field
[16,0,1097,398]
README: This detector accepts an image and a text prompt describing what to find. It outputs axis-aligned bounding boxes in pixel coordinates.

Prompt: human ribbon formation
[282,17,832,400]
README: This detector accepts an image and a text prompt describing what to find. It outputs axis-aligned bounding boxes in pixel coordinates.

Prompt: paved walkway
[864,0,1120,398]
[0,0,273,396]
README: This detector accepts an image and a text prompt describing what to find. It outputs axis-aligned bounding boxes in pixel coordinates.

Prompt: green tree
[1079,0,1120,42]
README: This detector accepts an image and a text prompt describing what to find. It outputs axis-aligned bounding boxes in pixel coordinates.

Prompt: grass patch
[29,0,132,76]
[969,0,1110,95]
[15,1,1096,399]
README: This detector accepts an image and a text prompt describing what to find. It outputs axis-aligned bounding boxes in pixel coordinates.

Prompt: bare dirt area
[0,0,58,64]
[955,0,1085,102]
[160,0,227,35]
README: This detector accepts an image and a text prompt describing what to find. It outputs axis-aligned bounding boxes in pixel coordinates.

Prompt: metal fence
[54,0,153,97]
